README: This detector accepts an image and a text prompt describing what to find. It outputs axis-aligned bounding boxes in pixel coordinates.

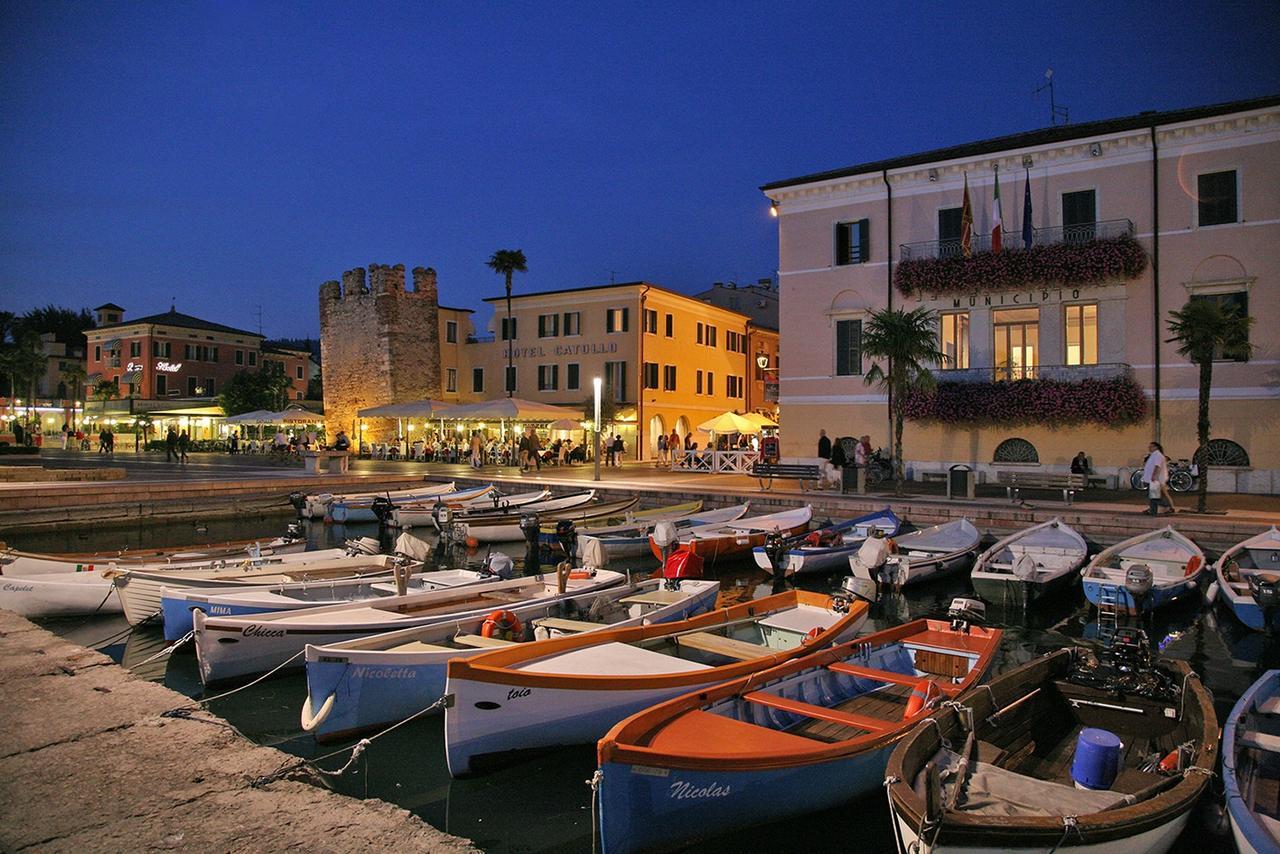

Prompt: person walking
[178,429,190,464]
[817,429,832,461]
[1142,441,1175,515]
[530,427,543,471]
[656,432,667,467]
[470,431,483,468]
[61,422,69,449]
[854,435,869,467]
[518,429,531,472]
[229,431,239,454]
[612,433,624,466]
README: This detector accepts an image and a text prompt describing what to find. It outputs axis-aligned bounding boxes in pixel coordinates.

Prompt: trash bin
[948,464,975,500]
[840,465,861,494]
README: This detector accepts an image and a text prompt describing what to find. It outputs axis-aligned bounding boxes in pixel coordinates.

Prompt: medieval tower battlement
[319,263,442,439]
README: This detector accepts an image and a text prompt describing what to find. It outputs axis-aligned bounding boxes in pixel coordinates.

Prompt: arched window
[993,437,1039,464]
[1194,438,1250,468]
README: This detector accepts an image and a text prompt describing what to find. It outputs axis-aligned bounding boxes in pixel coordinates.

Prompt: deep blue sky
[2,1,1277,338]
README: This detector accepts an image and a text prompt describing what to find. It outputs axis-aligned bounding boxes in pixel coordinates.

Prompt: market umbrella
[220,409,273,424]
[696,411,759,435]
[548,418,583,430]
[438,397,582,422]
[357,400,446,418]
[741,412,778,430]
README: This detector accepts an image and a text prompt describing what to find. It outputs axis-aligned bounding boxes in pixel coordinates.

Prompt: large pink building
[762,95,1278,493]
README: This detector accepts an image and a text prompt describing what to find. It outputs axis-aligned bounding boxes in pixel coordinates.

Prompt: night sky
[2,2,1277,338]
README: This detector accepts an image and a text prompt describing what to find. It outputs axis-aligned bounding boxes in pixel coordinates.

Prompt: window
[939,313,970,369]
[643,309,658,334]
[248,352,257,366]
[566,363,580,390]
[152,341,171,358]
[187,376,199,396]
[696,370,703,395]
[94,345,100,361]
[665,314,673,337]
[296,365,304,380]
[663,364,676,391]
[606,307,629,334]
[1194,438,1250,468]
[204,377,215,395]
[706,325,717,347]
[1062,190,1096,243]
[706,372,715,396]
[938,207,963,249]
[835,219,870,265]
[696,322,704,344]
[472,367,485,393]
[835,319,862,376]
[505,365,517,393]
[993,437,1040,464]
[211,347,219,362]
[994,308,1040,380]
[184,344,194,360]
[643,362,659,389]
[1198,170,1238,226]
[604,361,627,401]
[726,375,744,398]
[501,317,518,341]
[446,368,458,393]
[446,321,458,344]
[1064,304,1098,366]
[155,375,166,396]
[538,364,559,391]
[130,341,141,357]
[296,391,303,400]
[235,349,244,365]
[537,314,559,338]
[563,311,581,336]
[1191,291,1250,361]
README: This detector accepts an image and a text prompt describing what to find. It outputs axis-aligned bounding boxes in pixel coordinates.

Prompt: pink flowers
[904,376,1148,427]
[895,235,1148,298]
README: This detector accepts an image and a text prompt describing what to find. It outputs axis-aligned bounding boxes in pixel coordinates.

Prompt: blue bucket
[1070,727,1123,790]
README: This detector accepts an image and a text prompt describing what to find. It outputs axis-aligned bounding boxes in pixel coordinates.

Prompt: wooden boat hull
[1215,528,1280,633]
[890,811,1190,854]
[0,538,308,577]
[307,481,459,519]
[751,509,902,577]
[301,580,721,742]
[1082,576,1198,614]
[651,523,809,565]
[1081,525,1206,614]
[1224,669,1280,854]
[0,571,123,618]
[459,497,637,544]
[971,565,1079,608]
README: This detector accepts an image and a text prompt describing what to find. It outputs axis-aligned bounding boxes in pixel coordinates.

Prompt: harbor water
[20,514,1259,853]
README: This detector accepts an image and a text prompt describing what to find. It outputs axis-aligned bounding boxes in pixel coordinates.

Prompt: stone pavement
[0,610,476,853]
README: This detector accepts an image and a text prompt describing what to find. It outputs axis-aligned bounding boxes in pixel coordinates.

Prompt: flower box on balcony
[903,375,1148,428]
[894,233,1148,299]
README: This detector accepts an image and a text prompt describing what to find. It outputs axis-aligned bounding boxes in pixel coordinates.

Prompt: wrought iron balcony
[899,219,1134,261]
[933,363,1133,383]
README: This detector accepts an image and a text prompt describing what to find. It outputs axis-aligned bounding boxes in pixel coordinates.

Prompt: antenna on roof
[1033,68,1069,126]
[608,270,618,284]
[255,304,263,336]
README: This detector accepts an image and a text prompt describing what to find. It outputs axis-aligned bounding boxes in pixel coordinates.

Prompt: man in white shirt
[1142,441,1174,515]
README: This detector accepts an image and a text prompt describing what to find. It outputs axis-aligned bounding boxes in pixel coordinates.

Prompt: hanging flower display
[894,234,1148,298]
[903,376,1148,427]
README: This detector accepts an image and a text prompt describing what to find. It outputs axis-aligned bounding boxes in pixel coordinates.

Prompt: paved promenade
[0,610,476,852]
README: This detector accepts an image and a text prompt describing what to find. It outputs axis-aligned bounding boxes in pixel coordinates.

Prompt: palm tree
[486,249,528,398]
[60,361,87,430]
[1166,298,1253,513]
[862,306,947,492]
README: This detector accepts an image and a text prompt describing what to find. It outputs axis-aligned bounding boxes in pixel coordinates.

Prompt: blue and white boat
[594,611,1000,854]
[1082,526,1205,614]
[750,507,900,577]
[1217,528,1280,632]
[300,578,721,742]
[328,483,495,523]
[1225,669,1280,854]
[546,503,751,559]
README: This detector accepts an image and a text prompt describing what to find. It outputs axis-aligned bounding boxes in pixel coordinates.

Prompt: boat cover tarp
[915,748,1128,817]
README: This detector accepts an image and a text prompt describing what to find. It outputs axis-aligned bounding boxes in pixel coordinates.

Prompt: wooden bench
[919,471,949,484]
[677,631,768,661]
[996,471,1087,505]
[742,691,895,733]
[303,449,350,475]
[452,633,516,648]
[753,462,821,492]
[532,616,601,634]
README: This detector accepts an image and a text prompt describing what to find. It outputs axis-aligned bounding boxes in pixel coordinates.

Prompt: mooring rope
[587,769,603,854]
[163,648,308,717]
[132,629,194,667]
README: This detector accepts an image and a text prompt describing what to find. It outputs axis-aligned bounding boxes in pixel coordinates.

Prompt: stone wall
[319,264,443,441]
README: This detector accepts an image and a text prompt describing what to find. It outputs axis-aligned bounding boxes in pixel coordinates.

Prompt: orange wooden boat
[648,505,812,565]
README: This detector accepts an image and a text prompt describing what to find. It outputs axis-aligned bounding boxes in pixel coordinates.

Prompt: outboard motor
[432,502,452,536]
[947,597,986,632]
[481,551,516,580]
[653,521,679,564]
[1125,563,1154,613]
[287,491,306,514]
[762,530,789,582]
[579,536,607,573]
[370,495,395,524]
[662,549,703,592]
[554,520,578,562]
[344,536,382,556]
[1248,573,1280,634]
[832,575,879,613]
[285,521,304,541]
[520,513,542,574]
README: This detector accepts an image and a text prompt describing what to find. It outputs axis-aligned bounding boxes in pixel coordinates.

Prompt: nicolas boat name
[669,780,731,800]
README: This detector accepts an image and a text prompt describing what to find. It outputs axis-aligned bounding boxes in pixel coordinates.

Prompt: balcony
[466,334,496,344]
[899,219,1134,261]
[933,363,1133,383]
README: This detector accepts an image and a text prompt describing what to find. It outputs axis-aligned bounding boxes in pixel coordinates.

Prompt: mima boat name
[669,780,731,800]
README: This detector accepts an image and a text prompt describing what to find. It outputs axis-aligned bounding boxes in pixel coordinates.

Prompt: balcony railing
[466,334,496,344]
[900,219,1134,261]
[933,363,1133,383]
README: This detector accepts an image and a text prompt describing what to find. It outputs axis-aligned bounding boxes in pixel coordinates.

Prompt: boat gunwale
[970,518,1088,580]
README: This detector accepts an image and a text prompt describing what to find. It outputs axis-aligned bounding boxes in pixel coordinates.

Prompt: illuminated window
[537,365,558,391]
[994,308,1039,380]
[939,313,970,369]
[563,312,581,336]
[446,368,458,393]
[1064,304,1098,366]
[606,308,629,334]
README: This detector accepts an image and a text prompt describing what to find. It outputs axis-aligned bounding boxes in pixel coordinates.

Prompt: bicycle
[1129,457,1199,493]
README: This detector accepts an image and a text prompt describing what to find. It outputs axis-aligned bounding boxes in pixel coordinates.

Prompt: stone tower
[318,263,443,440]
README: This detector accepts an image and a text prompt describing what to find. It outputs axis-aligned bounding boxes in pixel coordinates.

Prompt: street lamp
[593,376,602,482]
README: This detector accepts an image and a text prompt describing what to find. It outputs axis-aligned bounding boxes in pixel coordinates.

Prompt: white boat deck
[515,642,711,675]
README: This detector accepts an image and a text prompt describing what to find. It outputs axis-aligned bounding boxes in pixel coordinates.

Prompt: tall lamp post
[593,376,602,482]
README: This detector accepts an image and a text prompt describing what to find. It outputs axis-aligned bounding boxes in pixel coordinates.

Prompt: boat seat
[619,589,689,606]
[388,640,453,653]
[533,616,601,633]
[1258,697,1280,716]
[480,590,532,603]
[826,663,963,695]
[742,691,895,733]
[1240,732,1280,754]
[646,709,817,755]
[452,633,517,648]
[677,632,768,661]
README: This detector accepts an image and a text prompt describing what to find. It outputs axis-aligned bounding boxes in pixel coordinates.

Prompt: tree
[1166,298,1254,513]
[486,249,528,398]
[861,306,947,492]
[219,364,293,416]
[60,361,87,430]
[92,378,120,409]
[17,305,94,350]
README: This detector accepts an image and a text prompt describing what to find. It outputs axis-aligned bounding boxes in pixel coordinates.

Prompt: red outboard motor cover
[663,549,704,580]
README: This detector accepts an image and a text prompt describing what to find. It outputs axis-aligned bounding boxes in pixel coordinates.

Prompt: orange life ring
[904,678,941,718]
[885,538,898,554]
[480,609,523,640]
[1184,555,1202,577]
[801,627,824,646]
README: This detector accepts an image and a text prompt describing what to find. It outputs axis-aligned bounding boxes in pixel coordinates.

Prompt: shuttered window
[835,219,870,265]
[1197,171,1238,226]
[836,319,862,376]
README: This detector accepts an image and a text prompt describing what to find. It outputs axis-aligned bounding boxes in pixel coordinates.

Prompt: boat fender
[904,679,941,717]
[1203,581,1219,605]
[886,538,898,554]
[300,693,336,731]
[1184,555,1202,577]
[568,568,597,580]
[480,609,523,640]
[801,627,824,645]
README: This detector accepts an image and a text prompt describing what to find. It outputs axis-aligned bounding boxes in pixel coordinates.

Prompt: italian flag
[991,169,1003,254]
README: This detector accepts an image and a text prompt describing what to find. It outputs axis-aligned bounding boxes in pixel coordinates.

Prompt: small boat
[292,480,458,518]
[301,577,722,742]
[328,483,494,523]
[0,533,308,577]
[1216,527,1280,631]
[594,603,999,854]
[647,505,813,566]
[849,518,981,589]
[970,518,1089,607]
[457,495,637,544]
[192,568,626,684]
[158,566,485,640]
[1082,526,1206,614]
[389,489,552,529]
[586,504,752,559]
[750,507,901,577]
[538,500,722,557]
[886,630,1218,854]
[1224,670,1280,854]
[443,589,868,776]
[108,551,385,626]
[0,570,125,618]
